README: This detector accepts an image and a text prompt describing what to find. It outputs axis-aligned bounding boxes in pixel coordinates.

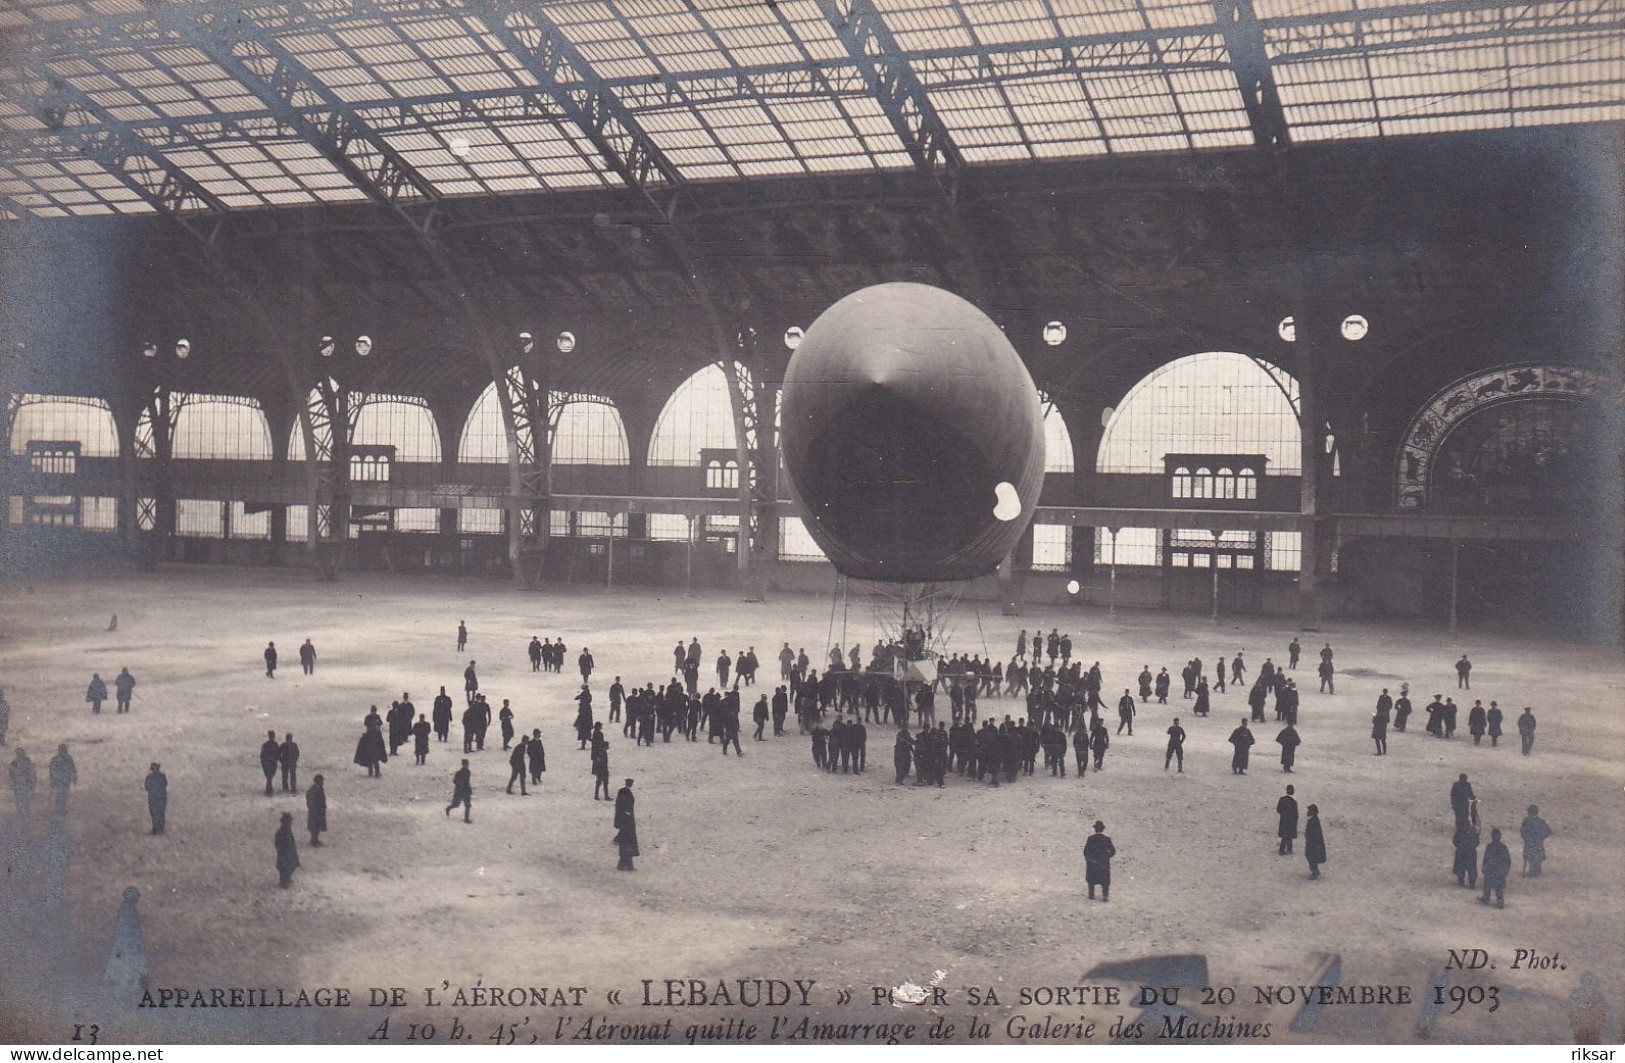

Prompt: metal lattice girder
[1212,0,1292,151]
[175,7,439,209]
[496,365,546,470]
[814,0,964,195]
[0,52,227,222]
[466,0,682,207]
[1265,0,1625,62]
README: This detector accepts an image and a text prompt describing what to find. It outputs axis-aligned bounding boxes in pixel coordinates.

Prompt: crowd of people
[0,615,1561,911]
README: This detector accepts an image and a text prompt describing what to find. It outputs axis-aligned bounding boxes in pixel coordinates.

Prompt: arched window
[1097,352,1301,474]
[165,394,273,459]
[1039,394,1075,474]
[1193,466,1213,498]
[354,395,439,463]
[553,398,631,465]
[1237,468,1258,500]
[457,383,629,465]
[1172,465,1191,498]
[289,392,440,462]
[649,364,738,467]
[1215,466,1236,499]
[8,395,119,457]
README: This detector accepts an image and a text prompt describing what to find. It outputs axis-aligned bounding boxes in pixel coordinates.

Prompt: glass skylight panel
[1252,0,1353,18]
[1141,0,1217,30]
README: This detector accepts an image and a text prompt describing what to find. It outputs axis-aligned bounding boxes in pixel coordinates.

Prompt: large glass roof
[0,0,1620,217]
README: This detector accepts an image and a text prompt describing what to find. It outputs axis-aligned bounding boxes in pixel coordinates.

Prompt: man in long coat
[1452,819,1480,887]
[259,730,281,795]
[145,762,167,834]
[1520,805,1552,876]
[1451,773,1475,829]
[48,744,77,815]
[1228,719,1255,774]
[1276,785,1299,854]
[1276,723,1301,771]
[1083,820,1116,901]
[1304,804,1326,879]
[275,812,300,887]
[432,687,454,742]
[305,775,327,846]
[614,778,639,871]
[1480,828,1511,907]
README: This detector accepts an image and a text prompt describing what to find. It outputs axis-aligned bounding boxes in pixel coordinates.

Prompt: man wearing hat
[1083,821,1116,901]
[1520,805,1552,876]
[614,778,639,871]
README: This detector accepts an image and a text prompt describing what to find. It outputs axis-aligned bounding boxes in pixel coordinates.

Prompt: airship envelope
[780,283,1046,583]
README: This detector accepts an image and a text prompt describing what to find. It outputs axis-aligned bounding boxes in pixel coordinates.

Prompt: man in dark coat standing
[264,642,277,679]
[48,744,77,815]
[306,775,326,847]
[614,778,638,871]
[446,760,472,822]
[529,637,543,672]
[115,668,136,713]
[278,733,300,794]
[1116,690,1135,735]
[412,714,432,765]
[1486,701,1504,746]
[1371,711,1388,755]
[1517,707,1537,755]
[527,730,546,786]
[1480,828,1511,907]
[1451,773,1475,830]
[145,763,167,835]
[1520,805,1552,876]
[1276,785,1299,854]
[275,812,300,887]
[259,730,281,796]
[1467,700,1487,744]
[1303,804,1326,879]
[1276,723,1301,772]
[1452,818,1480,887]
[1083,820,1116,901]
[432,687,453,742]
[1228,719,1255,774]
[299,639,317,676]
[1456,654,1471,689]
[1164,718,1186,772]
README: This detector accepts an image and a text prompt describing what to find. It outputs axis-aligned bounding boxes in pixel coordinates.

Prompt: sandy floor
[0,565,1619,1045]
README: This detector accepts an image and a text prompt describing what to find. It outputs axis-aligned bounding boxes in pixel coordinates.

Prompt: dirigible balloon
[780,283,1046,583]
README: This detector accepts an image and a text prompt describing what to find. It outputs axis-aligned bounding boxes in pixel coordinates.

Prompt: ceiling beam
[1265,0,1625,61]
[814,0,964,200]
[172,6,441,215]
[0,52,227,237]
[1212,0,1292,151]
[464,0,682,213]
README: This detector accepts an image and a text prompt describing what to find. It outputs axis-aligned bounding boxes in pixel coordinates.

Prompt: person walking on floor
[446,760,472,823]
